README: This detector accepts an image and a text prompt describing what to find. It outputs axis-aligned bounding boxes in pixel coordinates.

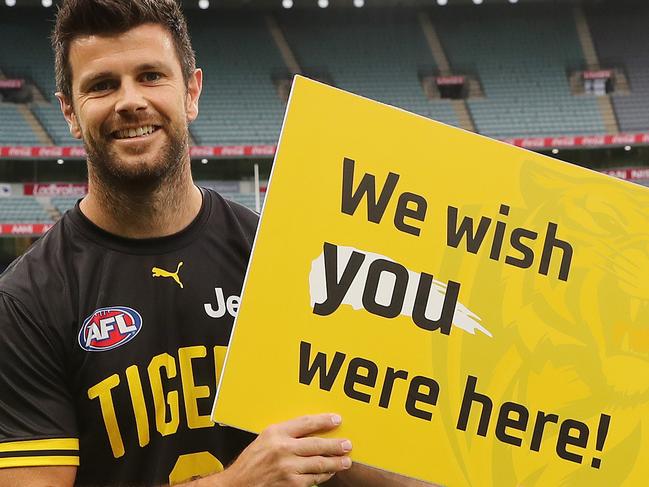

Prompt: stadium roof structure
[3,0,645,9]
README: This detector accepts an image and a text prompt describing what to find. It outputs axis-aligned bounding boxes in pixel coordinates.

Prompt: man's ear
[55,92,82,139]
[185,68,203,123]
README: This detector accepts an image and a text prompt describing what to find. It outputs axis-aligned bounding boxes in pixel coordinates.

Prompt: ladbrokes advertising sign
[213,76,649,486]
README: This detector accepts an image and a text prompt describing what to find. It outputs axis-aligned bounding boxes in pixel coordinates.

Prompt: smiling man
[0,1,438,486]
[58,15,202,239]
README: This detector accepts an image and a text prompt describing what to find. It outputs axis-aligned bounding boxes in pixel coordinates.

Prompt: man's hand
[216,413,352,487]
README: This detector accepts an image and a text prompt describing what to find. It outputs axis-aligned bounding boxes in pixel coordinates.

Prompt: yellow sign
[213,76,649,486]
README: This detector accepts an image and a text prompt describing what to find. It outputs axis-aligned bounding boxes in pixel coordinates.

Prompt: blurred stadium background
[0,0,647,270]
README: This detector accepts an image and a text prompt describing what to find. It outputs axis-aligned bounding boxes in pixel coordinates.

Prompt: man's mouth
[112,125,161,140]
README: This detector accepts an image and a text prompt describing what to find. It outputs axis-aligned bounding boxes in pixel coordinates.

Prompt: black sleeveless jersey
[0,188,258,486]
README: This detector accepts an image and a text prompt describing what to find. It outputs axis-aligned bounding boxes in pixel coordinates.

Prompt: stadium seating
[278,8,459,128]
[0,197,53,223]
[32,104,83,146]
[1,4,648,231]
[0,9,81,146]
[0,11,56,101]
[0,5,648,147]
[219,192,265,212]
[51,196,79,215]
[588,5,649,133]
[187,12,287,145]
[434,6,605,138]
[0,105,42,145]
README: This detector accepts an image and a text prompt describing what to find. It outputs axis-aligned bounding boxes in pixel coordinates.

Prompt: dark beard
[83,123,188,194]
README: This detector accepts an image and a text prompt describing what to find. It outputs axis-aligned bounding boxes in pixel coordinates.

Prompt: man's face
[58,23,201,189]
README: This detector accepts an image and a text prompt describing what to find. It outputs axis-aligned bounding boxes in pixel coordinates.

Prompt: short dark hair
[52,0,196,100]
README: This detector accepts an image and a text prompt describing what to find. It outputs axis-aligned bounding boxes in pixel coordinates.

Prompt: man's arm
[0,466,77,487]
[207,415,444,487]
[0,414,350,487]
[325,464,444,487]
[0,415,444,487]
[0,295,81,487]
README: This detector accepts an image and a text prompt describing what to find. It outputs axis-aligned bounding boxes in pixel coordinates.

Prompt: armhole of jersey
[0,438,79,468]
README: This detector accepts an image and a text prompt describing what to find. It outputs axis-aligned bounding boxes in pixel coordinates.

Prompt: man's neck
[79,166,203,239]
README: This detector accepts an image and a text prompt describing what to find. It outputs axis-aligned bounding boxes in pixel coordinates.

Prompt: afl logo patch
[79,306,143,352]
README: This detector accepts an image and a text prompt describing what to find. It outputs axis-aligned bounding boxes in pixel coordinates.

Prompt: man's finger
[297,454,352,475]
[293,437,352,457]
[279,413,342,437]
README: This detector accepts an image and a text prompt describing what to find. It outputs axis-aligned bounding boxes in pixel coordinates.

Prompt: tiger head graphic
[430,161,649,487]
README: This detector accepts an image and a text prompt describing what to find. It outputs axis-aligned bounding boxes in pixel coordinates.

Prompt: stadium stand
[588,4,649,133]
[278,8,459,128]
[1,1,649,237]
[0,9,288,147]
[50,196,79,215]
[0,11,56,100]
[219,192,265,211]
[32,104,82,146]
[51,192,264,215]
[0,9,81,146]
[188,12,287,145]
[434,5,606,138]
[0,4,648,147]
[0,197,52,223]
[0,5,639,146]
[0,105,42,145]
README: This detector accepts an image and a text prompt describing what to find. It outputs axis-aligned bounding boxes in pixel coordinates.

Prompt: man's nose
[114,79,147,114]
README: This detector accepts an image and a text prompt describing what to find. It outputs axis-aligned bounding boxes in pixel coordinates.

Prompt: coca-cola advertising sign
[4,134,649,160]
[1,145,281,159]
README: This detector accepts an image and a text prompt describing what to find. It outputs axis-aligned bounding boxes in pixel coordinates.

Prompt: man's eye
[90,81,113,92]
[142,72,162,82]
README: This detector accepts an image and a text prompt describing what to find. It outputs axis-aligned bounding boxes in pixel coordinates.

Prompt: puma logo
[152,262,184,289]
